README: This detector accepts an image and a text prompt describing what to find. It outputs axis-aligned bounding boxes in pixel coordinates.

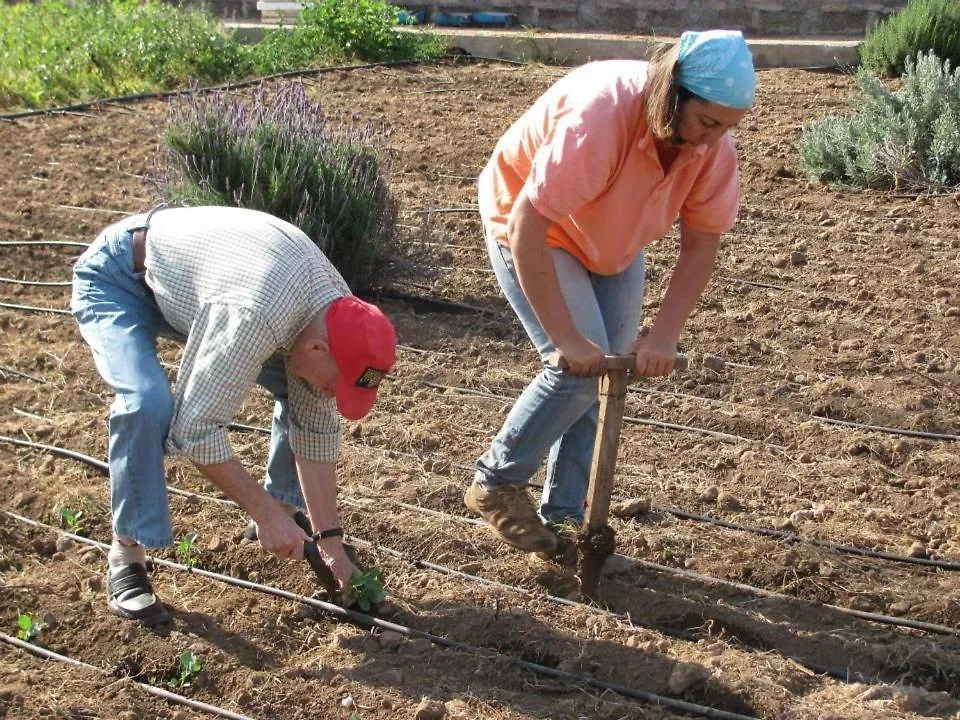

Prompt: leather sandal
[107,563,170,625]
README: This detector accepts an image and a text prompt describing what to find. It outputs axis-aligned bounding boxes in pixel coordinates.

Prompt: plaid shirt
[140,206,349,465]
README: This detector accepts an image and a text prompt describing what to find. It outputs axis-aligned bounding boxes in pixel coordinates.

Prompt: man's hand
[254,508,311,560]
[317,537,360,592]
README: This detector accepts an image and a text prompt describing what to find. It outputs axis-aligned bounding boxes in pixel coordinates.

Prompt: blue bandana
[676,30,756,109]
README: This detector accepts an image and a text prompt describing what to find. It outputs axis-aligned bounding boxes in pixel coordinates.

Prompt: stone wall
[207,0,909,36]
[430,0,908,37]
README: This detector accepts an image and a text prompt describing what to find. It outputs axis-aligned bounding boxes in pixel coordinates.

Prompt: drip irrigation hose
[3,433,959,639]
[0,57,480,121]
[649,505,960,571]
[0,301,71,315]
[0,240,89,248]
[0,276,72,287]
[0,365,48,383]
[5,397,960,574]
[3,511,761,720]
[0,634,257,720]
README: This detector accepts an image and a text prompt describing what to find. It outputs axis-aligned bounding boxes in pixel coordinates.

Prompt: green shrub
[0,0,251,109]
[298,0,446,62]
[160,82,399,290]
[799,52,960,192]
[860,0,960,78]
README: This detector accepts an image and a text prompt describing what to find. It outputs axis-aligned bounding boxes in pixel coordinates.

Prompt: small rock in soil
[379,630,404,652]
[667,662,709,694]
[908,541,927,558]
[610,497,650,518]
[206,534,223,551]
[856,684,892,701]
[702,354,726,372]
[34,539,57,557]
[84,576,103,593]
[381,668,403,685]
[699,486,719,503]
[55,535,75,552]
[407,638,434,655]
[717,491,742,510]
[414,697,446,720]
[601,554,635,576]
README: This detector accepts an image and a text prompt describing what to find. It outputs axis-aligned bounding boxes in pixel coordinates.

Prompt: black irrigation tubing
[417,378,783,448]
[3,511,761,720]
[0,301,71,315]
[3,501,887,698]
[0,240,89,248]
[652,505,960,571]
[0,634,257,720]
[4,433,958,638]
[340,518,887,687]
[0,366,48,384]
[375,287,502,318]
[0,57,477,122]
[2,270,956,444]
[417,375,960,444]
[234,420,960,573]
[0,276,72,287]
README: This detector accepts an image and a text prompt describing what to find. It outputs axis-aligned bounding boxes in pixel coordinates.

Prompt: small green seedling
[176,532,199,568]
[59,505,85,535]
[16,612,42,642]
[348,567,386,611]
[168,650,201,689]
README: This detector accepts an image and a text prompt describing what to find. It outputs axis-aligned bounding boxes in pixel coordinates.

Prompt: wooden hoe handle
[547,351,688,375]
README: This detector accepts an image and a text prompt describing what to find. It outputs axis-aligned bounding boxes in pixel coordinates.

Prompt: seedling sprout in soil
[168,650,201,689]
[59,505,85,535]
[349,567,386,611]
[16,612,42,642]
[176,531,199,568]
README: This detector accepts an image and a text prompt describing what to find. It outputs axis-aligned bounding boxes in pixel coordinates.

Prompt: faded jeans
[475,228,646,524]
[71,216,304,547]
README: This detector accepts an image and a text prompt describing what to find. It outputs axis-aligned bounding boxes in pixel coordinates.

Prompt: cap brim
[336,378,378,420]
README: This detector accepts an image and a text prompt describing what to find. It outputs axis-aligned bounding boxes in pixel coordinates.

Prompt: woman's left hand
[630,331,681,377]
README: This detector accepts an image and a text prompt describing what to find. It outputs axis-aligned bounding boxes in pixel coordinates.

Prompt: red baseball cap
[326,296,397,420]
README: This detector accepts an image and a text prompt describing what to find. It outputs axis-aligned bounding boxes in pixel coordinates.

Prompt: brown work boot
[533,521,580,567]
[464,481,558,554]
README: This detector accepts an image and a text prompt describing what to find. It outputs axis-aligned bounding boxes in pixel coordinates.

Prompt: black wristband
[312,527,344,541]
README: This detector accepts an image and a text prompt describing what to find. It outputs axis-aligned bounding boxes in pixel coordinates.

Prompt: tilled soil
[1,60,959,720]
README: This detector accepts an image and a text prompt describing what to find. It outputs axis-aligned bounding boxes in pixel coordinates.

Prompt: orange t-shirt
[478,60,741,275]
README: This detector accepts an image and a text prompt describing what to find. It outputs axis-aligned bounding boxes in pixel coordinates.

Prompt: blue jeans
[71,217,305,548]
[476,229,646,524]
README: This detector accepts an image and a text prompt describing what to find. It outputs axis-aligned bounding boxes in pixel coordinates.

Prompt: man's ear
[311,338,330,355]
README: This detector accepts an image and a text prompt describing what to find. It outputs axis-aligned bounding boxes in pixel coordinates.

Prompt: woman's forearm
[651,226,721,339]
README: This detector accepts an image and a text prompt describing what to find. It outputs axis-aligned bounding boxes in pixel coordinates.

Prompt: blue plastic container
[470,11,516,27]
[433,11,473,27]
[397,8,428,25]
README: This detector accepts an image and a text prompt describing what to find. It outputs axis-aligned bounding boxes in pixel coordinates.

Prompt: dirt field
[1,60,959,720]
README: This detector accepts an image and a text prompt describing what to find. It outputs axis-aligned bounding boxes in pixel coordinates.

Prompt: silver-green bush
[159,82,399,291]
[799,52,960,192]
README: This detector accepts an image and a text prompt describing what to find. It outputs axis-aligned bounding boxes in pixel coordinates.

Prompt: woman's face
[676,98,749,147]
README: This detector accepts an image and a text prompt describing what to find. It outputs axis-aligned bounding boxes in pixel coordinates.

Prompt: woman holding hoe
[464,30,756,556]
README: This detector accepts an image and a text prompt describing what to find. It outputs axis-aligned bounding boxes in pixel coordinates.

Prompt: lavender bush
[159,81,399,290]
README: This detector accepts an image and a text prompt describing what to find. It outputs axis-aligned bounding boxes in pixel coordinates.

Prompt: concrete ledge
[226,22,862,69]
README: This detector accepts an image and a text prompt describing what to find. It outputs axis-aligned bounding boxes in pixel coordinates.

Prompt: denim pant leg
[255,357,305,510]
[71,222,175,548]
[542,254,646,522]
[478,230,645,523]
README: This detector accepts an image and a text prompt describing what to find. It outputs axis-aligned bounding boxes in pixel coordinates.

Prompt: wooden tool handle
[548,351,688,374]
